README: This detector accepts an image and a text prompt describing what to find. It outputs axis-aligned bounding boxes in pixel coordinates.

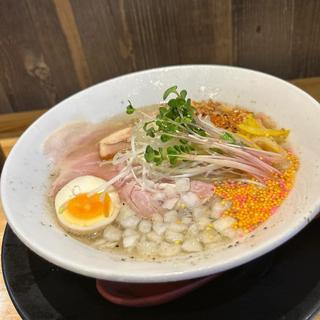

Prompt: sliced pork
[117,181,163,218]
[44,122,125,195]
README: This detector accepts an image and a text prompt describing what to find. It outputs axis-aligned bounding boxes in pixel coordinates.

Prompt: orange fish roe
[214,152,299,232]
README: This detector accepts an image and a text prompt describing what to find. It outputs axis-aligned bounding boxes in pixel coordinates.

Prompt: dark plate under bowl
[2,220,320,320]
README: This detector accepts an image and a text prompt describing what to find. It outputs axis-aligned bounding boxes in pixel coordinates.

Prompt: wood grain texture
[25,0,82,101]
[0,0,320,114]
[0,82,12,113]
[232,0,295,78]
[0,109,46,139]
[123,0,233,66]
[70,0,233,82]
[0,0,81,113]
[291,77,320,102]
[0,1,49,112]
[291,0,320,78]
[69,0,138,83]
[53,0,92,88]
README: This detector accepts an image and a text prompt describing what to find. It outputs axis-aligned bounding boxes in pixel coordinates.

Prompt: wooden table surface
[0,78,320,320]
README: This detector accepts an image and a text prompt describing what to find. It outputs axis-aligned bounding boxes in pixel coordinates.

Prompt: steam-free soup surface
[44,87,298,260]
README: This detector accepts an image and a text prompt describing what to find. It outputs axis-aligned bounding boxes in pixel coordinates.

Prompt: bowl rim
[2,64,320,283]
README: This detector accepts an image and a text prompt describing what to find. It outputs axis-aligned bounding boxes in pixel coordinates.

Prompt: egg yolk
[66,193,111,220]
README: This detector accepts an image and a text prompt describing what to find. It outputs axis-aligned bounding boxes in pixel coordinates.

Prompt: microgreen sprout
[126,100,135,114]
[123,86,281,181]
[141,85,209,166]
[220,132,236,144]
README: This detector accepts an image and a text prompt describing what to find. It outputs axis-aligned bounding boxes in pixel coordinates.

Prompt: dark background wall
[0,0,319,113]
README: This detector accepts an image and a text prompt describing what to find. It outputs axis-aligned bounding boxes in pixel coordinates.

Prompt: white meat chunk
[99,127,132,159]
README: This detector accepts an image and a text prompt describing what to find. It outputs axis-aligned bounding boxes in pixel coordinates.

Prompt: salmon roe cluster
[214,152,299,232]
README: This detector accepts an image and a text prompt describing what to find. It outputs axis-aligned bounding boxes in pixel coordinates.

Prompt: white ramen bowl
[1,65,320,283]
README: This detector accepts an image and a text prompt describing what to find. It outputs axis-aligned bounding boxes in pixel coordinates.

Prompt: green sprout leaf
[159,106,168,117]
[180,90,187,99]
[168,98,185,108]
[163,85,178,100]
[167,146,179,165]
[126,100,135,114]
[146,127,156,138]
[220,132,236,144]
[160,134,171,142]
[144,146,164,165]
[144,145,155,162]
[142,86,212,167]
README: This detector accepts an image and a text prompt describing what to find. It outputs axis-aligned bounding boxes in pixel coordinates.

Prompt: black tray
[2,220,320,320]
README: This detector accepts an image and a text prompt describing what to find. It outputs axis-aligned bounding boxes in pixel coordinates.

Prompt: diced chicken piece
[162,197,179,210]
[197,216,212,230]
[138,220,152,233]
[163,210,178,223]
[210,198,232,219]
[122,229,140,248]
[181,192,200,208]
[165,230,184,243]
[152,213,163,223]
[190,181,214,199]
[153,222,168,236]
[103,225,122,242]
[123,235,139,248]
[199,229,221,244]
[168,222,188,233]
[212,216,236,232]
[182,237,203,252]
[146,231,162,243]
[99,127,132,160]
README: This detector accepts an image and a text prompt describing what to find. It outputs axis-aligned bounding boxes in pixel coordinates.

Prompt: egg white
[55,175,120,235]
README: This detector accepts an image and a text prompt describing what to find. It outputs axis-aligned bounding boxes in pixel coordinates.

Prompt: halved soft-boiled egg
[55,175,120,235]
